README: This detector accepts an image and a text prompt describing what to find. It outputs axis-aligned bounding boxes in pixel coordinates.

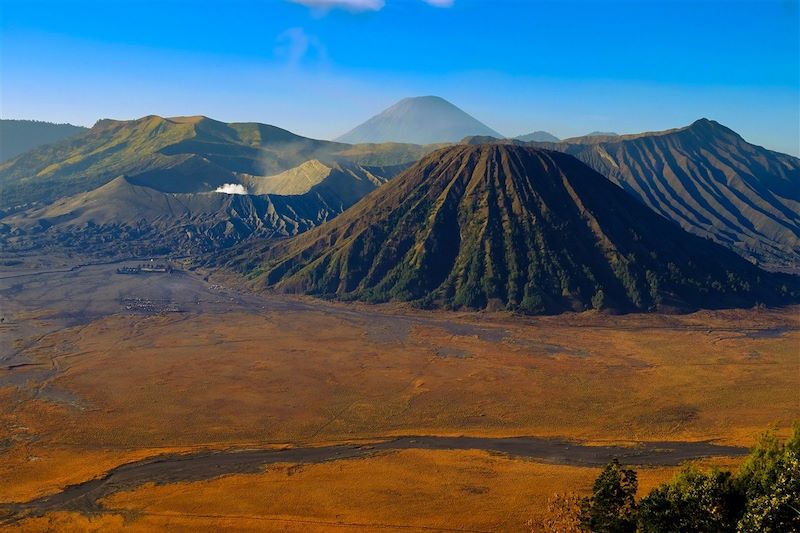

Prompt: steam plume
[214,183,249,195]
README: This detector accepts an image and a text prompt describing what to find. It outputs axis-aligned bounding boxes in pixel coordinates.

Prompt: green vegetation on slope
[0,114,422,211]
[236,144,798,314]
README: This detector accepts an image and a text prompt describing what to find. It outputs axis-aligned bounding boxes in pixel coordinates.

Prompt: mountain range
[528,119,800,271]
[0,119,87,162]
[232,144,797,313]
[1,159,399,256]
[0,115,422,254]
[336,96,503,144]
[0,114,427,211]
[461,119,800,271]
[1,100,798,306]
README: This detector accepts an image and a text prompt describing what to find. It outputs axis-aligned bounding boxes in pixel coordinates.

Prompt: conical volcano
[335,96,502,144]
[244,144,798,313]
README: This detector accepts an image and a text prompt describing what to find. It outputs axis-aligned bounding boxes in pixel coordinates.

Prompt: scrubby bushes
[533,424,799,532]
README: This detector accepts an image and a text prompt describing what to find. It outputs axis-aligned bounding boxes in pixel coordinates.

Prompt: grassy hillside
[0,115,422,211]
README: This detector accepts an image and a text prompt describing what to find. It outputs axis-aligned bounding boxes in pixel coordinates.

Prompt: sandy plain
[0,253,797,531]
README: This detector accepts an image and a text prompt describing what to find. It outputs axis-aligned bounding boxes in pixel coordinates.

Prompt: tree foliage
[638,467,743,532]
[541,424,800,532]
[737,424,800,532]
[581,459,638,532]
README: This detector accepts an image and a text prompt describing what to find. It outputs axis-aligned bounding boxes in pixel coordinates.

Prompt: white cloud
[214,183,249,195]
[289,0,453,12]
[290,0,384,12]
[275,27,328,67]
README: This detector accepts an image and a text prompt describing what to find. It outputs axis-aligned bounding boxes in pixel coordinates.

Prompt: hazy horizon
[1,0,798,155]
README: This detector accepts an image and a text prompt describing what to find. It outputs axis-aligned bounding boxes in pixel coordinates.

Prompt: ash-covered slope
[531,119,800,271]
[336,96,502,145]
[0,158,400,256]
[238,144,798,314]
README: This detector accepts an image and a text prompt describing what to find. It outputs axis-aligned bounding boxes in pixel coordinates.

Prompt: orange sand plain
[1,302,797,530]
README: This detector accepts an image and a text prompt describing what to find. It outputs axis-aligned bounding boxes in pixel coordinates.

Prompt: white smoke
[214,183,249,195]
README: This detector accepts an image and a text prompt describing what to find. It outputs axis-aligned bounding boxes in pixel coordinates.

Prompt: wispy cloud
[290,0,384,12]
[290,0,453,13]
[275,28,328,67]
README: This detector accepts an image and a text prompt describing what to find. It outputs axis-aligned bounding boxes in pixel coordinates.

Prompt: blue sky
[1,0,798,154]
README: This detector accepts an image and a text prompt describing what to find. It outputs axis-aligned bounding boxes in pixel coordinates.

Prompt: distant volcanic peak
[684,117,740,140]
[407,95,447,102]
[335,95,502,145]
[397,95,446,104]
[391,95,463,112]
[255,143,795,314]
[689,117,731,130]
[515,131,560,142]
[691,117,715,127]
